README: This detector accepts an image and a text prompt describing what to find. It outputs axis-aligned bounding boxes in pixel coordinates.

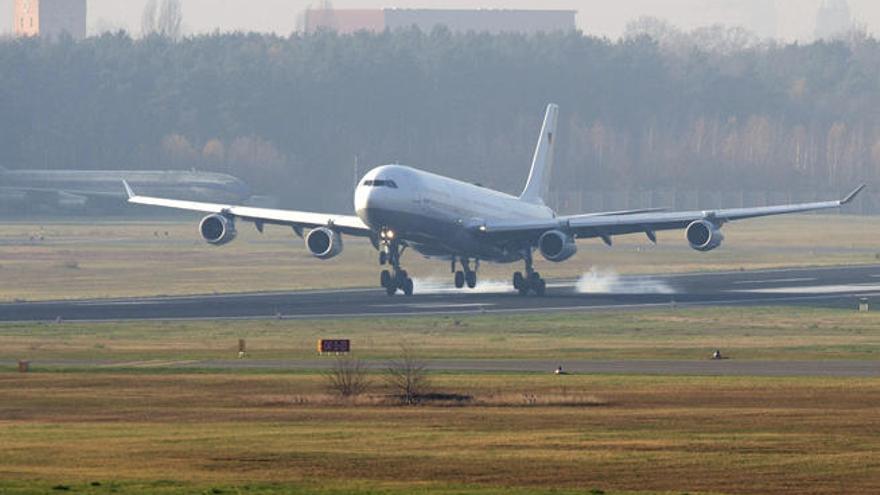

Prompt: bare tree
[141,0,158,37]
[157,0,183,40]
[325,356,370,399]
[385,344,429,405]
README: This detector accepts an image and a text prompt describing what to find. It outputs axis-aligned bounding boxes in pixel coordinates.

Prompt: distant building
[815,0,852,40]
[14,0,86,40]
[302,8,577,35]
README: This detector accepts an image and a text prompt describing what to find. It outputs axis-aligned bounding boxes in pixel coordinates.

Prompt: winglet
[122,180,136,200]
[841,184,866,205]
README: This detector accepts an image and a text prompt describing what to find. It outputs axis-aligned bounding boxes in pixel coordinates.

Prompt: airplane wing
[123,181,372,237]
[476,185,866,243]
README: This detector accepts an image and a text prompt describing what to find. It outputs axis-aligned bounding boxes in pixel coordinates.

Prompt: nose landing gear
[452,257,478,289]
[379,236,413,296]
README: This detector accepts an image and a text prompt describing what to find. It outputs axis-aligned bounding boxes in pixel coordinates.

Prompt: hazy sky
[3,0,880,41]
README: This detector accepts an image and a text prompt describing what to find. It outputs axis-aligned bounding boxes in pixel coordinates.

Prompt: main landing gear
[379,234,413,297]
[452,256,478,289]
[513,251,546,296]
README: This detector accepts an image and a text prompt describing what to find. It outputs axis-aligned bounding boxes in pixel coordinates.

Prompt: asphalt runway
[7,358,878,377]
[2,264,880,322]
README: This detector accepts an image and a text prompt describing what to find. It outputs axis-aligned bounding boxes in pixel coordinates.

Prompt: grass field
[1,372,879,494]
[2,307,880,494]
[2,307,880,364]
[0,214,879,301]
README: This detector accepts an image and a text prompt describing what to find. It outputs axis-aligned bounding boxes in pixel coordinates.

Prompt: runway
[5,358,879,377]
[2,264,880,322]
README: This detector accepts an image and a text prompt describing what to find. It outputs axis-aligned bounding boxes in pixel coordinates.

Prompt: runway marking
[372,303,496,309]
[101,360,200,368]
[733,284,880,294]
[731,277,817,285]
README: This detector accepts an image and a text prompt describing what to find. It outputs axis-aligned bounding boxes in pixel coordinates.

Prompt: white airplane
[124,104,865,297]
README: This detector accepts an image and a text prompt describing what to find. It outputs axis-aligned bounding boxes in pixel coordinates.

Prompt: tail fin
[519,103,558,205]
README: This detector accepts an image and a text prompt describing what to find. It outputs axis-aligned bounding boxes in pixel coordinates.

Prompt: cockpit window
[362,179,398,189]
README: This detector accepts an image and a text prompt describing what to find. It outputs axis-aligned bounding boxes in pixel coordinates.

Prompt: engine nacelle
[539,230,578,262]
[199,214,237,246]
[306,227,344,260]
[686,220,725,252]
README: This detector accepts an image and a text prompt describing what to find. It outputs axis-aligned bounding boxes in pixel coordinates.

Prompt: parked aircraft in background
[0,168,250,213]
[124,104,864,296]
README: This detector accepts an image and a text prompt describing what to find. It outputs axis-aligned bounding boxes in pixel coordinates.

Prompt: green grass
[3,307,880,365]
[1,214,879,301]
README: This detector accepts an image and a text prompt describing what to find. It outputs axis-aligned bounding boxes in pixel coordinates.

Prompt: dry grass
[0,214,879,301]
[1,372,879,494]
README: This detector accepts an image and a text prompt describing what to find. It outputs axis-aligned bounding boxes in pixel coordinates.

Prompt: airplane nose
[355,183,380,227]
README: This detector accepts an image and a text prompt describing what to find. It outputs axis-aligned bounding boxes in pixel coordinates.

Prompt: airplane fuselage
[355,164,553,263]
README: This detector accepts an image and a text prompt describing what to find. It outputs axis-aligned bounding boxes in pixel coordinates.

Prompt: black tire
[386,284,397,296]
[403,277,414,296]
[513,272,524,290]
[518,285,530,296]
[466,271,477,289]
[534,278,547,297]
[380,270,392,288]
[454,271,465,289]
[529,272,542,284]
[397,270,409,288]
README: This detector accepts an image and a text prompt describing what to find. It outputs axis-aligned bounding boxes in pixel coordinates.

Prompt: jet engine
[539,230,577,262]
[199,214,237,246]
[686,220,724,252]
[306,227,344,260]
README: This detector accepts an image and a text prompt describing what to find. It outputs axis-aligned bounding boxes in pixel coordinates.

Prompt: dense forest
[2,27,880,212]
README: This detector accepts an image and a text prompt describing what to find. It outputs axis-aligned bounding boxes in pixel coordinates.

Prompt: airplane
[0,168,250,212]
[123,104,865,297]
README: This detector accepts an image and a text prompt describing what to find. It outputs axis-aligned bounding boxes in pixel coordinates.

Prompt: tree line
[2,27,879,211]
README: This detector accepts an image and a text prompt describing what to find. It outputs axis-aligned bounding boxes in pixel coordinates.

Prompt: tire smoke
[576,267,675,294]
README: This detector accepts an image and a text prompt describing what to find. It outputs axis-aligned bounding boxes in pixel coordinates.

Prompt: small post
[859,298,869,312]
[18,360,29,373]
[238,339,247,359]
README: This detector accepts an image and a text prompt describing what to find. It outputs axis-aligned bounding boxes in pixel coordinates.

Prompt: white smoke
[576,267,675,295]
[411,277,515,295]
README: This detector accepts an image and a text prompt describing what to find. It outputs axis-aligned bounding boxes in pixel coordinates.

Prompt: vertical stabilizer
[519,104,558,205]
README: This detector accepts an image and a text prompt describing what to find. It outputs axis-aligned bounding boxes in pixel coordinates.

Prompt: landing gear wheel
[380,270,392,289]
[397,270,409,288]
[454,271,465,289]
[513,272,525,290]
[534,278,546,297]
[529,272,542,285]
[379,239,413,297]
[465,271,477,289]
